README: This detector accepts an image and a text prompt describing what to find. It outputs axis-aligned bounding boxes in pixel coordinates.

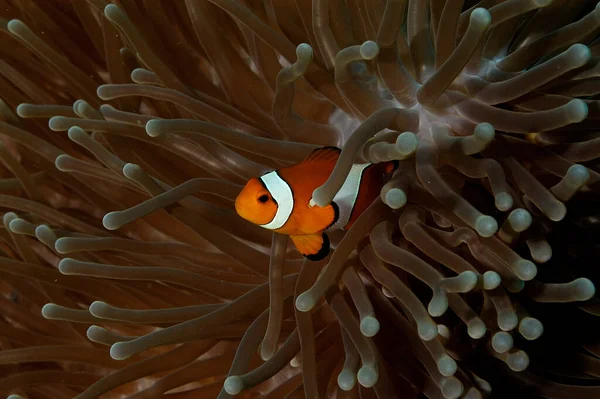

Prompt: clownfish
[235,147,398,260]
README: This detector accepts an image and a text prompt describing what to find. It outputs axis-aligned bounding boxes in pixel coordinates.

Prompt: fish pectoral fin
[309,201,339,231]
[290,233,330,261]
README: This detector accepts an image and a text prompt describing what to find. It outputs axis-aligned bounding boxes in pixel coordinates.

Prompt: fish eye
[258,194,269,204]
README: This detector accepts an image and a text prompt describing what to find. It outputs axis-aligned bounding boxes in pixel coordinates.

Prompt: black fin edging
[325,201,340,230]
[306,233,331,261]
[303,146,342,162]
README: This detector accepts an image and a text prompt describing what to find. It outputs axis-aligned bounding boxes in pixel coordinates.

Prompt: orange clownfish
[235,147,398,261]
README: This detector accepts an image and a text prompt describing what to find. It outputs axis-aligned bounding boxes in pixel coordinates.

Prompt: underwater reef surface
[0,0,599,398]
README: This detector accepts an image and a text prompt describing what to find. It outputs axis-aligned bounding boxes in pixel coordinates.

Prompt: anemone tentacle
[0,1,598,398]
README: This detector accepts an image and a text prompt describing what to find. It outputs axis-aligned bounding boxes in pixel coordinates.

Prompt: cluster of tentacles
[0,0,599,398]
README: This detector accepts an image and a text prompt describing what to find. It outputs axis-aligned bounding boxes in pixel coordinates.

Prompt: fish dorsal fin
[303,146,341,163]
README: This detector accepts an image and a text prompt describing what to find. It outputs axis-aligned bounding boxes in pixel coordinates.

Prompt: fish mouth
[234,200,250,221]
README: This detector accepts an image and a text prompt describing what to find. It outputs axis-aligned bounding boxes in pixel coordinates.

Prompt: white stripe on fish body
[259,171,294,230]
[329,163,370,231]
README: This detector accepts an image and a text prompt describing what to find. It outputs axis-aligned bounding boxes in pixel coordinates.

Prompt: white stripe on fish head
[259,171,294,230]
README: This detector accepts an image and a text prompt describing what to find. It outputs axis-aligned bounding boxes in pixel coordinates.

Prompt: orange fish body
[235,147,397,260]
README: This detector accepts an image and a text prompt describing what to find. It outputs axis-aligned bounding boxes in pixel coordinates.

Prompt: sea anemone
[0,0,599,398]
